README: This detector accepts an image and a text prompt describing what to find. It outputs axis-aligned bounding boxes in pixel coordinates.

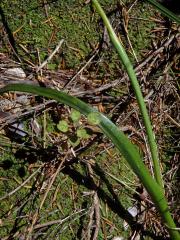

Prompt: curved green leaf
[145,0,180,24]
[91,0,163,189]
[0,83,179,239]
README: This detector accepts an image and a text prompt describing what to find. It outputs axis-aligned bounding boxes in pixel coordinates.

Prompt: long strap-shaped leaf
[91,0,163,189]
[0,84,179,239]
[145,0,180,24]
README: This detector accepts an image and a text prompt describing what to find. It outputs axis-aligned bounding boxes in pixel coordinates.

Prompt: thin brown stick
[0,167,42,201]
[63,49,99,89]
[92,192,100,240]
[37,39,64,72]
[166,113,180,128]
[26,155,67,240]
[27,39,64,79]
[33,209,86,230]
[74,33,178,96]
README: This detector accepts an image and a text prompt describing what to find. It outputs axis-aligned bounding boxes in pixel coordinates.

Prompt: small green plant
[87,112,101,125]
[57,120,69,133]
[77,128,90,139]
[70,110,81,123]
[56,110,91,146]
[68,135,80,147]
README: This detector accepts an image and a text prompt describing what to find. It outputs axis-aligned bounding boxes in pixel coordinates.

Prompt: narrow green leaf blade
[145,0,180,24]
[0,84,179,239]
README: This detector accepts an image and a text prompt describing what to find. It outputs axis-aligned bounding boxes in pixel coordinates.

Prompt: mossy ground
[0,116,137,239]
[0,0,156,69]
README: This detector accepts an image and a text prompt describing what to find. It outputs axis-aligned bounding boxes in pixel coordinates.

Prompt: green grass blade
[0,83,179,239]
[92,0,163,189]
[145,0,180,24]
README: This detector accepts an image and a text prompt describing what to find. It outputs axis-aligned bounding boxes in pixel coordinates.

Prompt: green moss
[1,0,157,70]
[1,0,98,67]
[128,2,157,59]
